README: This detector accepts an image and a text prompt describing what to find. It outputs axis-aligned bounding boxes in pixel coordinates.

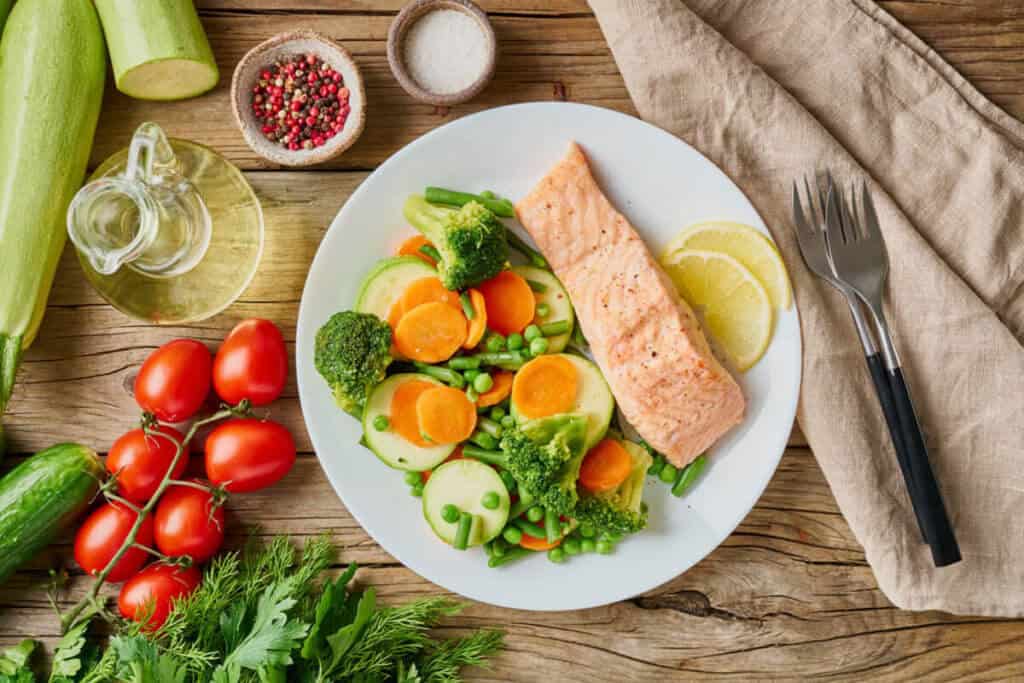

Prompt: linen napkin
[588,0,1024,617]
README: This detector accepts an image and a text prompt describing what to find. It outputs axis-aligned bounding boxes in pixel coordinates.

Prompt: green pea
[580,538,596,553]
[489,406,506,421]
[411,482,424,497]
[463,369,480,382]
[579,522,596,538]
[503,525,523,544]
[536,302,551,318]
[529,337,549,356]
[481,491,500,510]
[563,537,581,555]
[524,324,542,342]
[441,504,459,524]
[481,190,496,199]
[506,333,524,350]
[372,414,390,431]
[596,540,613,555]
[659,463,678,484]
[404,471,421,486]
[491,539,507,558]
[486,334,505,352]
[473,373,494,393]
[526,505,544,523]
[547,547,566,563]
[647,454,666,477]
[501,415,515,429]
[465,386,479,403]
[499,470,517,494]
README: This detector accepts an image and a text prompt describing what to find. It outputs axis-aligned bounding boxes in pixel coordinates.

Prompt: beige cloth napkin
[588,0,1024,617]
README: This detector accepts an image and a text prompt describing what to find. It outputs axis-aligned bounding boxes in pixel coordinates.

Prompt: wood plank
[197,0,591,12]
[2,449,1021,681]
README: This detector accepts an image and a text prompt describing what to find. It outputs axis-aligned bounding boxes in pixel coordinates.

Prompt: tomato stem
[102,492,143,515]
[59,402,251,632]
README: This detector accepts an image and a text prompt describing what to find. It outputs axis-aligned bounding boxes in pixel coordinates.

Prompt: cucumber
[94,0,218,101]
[355,256,436,322]
[422,459,509,547]
[0,444,104,583]
[363,374,455,471]
[512,265,574,352]
[0,0,106,430]
[511,354,614,450]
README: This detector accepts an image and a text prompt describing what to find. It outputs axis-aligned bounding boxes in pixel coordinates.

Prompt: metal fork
[825,180,961,567]
[792,176,926,545]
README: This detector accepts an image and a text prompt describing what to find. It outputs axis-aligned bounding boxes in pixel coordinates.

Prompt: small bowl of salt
[388,0,497,106]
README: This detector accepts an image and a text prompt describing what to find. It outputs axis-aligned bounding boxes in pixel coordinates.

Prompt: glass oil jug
[67,122,263,324]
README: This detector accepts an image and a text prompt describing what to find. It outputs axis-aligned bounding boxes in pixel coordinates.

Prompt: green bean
[491,538,507,557]
[481,491,500,510]
[453,512,473,550]
[441,504,459,524]
[463,369,480,382]
[540,320,571,337]
[404,471,421,486]
[489,406,506,421]
[647,453,666,477]
[477,417,503,439]
[512,517,547,539]
[502,525,523,545]
[580,538,596,553]
[488,545,534,568]
[501,415,516,429]
[529,337,549,356]
[526,505,544,523]
[659,463,678,484]
[413,362,465,388]
[526,279,548,293]
[465,386,479,403]
[411,482,424,497]
[544,509,561,543]
[485,334,505,353]
[506,333,524,350]
[461,444,507,467]
[471,350,524,366]
[473,372,494,393]
[373,415,390,431]
[524,324,542,342]
[459,291,476,319]
[536,302,551,318]
[424,186,516,217]
[672,454,708,497]
[506,230,549,269]
[500,470,518,495]
[448,356,481,370]
[547,546,566,563]
[469,431,497,450]
[480,190,496,199]
[563,537,581,556]
[419,244,442,263]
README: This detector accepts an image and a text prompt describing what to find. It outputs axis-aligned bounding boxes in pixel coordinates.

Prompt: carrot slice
[477,270,536,335]
[390,380,437,447]
[579,438,633,493]
[387,277,461,329]
[396,234,437,266]
[520,533,561,551]
[462,289,488,349]
[476,371,514,408]
[394,301,468,363]
[416,386,478,444]
[421,446,463,483]
[511,356,578,419]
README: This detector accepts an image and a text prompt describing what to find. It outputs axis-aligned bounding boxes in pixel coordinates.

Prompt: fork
[825,179,961,567]
[792,177,926,545]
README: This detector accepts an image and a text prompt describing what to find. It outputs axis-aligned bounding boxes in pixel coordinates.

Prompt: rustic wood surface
[3,1,1024,680]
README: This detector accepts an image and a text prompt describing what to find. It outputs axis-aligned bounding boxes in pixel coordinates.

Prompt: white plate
[296,102,801,611]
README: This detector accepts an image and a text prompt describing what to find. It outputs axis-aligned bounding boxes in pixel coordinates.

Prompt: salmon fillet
[515,143,745,466]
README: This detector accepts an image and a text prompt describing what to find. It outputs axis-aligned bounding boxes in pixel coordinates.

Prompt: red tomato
[74,502,154,582]
[134,339,212,422]
[205,419,296,493]
[213,318,288,406]
[107,426,188,503]
[118,563,201,629]
[154,482,225,564]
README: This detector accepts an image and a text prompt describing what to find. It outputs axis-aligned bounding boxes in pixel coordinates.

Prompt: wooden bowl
[387,0,496,106]
[231,30,366,167]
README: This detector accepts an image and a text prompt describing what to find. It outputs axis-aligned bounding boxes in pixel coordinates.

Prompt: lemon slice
[662,221,792,309]
[662,249,773,371]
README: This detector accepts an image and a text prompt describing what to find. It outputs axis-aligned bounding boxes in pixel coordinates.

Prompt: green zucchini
[0,1,12,31]
[0,444,104,583]
[95,0,219,101]
[0,0,105,449]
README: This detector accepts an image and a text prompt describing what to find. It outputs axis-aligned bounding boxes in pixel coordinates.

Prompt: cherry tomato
[118,563,201,629]
[205,419,296,493]
[74,502,154,582]
[154,482,225,564]
[134,339,212,422]
[213,319,288,406]
[106,426,188,503]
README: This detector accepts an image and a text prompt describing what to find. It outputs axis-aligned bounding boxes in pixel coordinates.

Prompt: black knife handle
[888,367,961,567]
[864,354,927,543]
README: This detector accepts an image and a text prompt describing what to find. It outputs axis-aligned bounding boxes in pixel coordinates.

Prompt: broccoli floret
[314,311,392,417]
[498,414,589,517]
[573,440,652,535]
[403,195,508,290]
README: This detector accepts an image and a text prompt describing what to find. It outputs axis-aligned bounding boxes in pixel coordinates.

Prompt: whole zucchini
[0,0,106,435]
[0,444,104,583]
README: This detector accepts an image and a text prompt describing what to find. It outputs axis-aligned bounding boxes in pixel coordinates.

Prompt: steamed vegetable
[0,1,11,29]
[393,300,468,363]
[94,0,219,101]
[477,269,536,336]
[314,310,393,416]
[573,440,652,534]
[403,195,508,291]
[497,413,589,517]
[0,0,106,449]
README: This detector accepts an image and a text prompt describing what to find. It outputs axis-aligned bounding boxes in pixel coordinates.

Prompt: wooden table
[3,1,1024,680]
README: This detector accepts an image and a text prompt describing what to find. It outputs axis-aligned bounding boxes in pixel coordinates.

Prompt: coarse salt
[404,9,488,96]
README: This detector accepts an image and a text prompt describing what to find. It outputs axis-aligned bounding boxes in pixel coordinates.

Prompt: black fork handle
[888,367,961,567]
[864,354,927,543]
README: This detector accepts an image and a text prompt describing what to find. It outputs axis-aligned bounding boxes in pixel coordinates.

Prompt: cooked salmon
[515,143,745,466]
